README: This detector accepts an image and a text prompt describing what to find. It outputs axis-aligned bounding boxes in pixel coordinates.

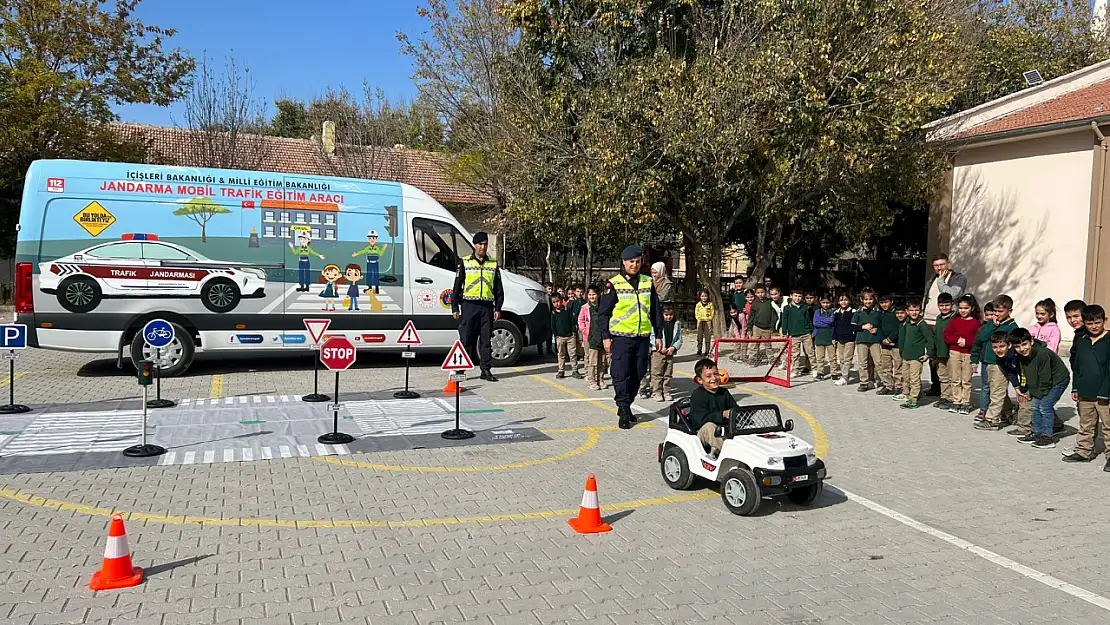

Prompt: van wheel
[661,446,695,490]
[57,276,101,313]
[130,323,194,377]
[720,468,761,516]
[491,319,523,367]
[201,279,241,313]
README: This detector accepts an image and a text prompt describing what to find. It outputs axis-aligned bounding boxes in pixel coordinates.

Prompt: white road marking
[279,445,292,458]
[222,449,234,462]
[314,443,328,456]
[241,448,253,462]
[203,450,215,464]
[224,397,233,405]
[493,397,613,405]
[296,444,309,457]
[260,447,273,460]
[836,486,1110,612]
[183,451,195,465]
[253,396,262,404]
[239,396,247,404]
[258,285,299,315]
[266,396,276,403]
[159,452,176,466]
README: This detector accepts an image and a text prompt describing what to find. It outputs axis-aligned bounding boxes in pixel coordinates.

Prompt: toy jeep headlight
[767,456,782,466]
[807,452,817,465]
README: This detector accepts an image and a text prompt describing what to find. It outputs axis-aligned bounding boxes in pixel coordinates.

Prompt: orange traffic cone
[567,473,612,534]
[89,514,143,591]
[443,374,464,394]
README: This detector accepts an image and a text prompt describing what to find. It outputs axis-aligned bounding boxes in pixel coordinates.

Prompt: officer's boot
[618,406,632,430]
[481,369,499,382]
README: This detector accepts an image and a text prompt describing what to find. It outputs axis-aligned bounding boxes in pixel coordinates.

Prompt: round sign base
[393,390,421,399]
[318,431,355,445]
[123,443,166,458]
[146,398,176,409]
[302,393,330,403]
[0,403,30,414]
[441,428,475,441]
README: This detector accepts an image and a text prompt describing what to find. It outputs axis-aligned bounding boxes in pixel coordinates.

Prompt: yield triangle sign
[441,340,474,371]
[303,318,331,345]
[396,320,422,345]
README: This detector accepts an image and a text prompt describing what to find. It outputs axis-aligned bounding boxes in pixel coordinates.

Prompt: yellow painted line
[0,371,28,387]
[320,429,601,472]
[0,486,715,528]
[209,374,224,398]
[674,366,829,459]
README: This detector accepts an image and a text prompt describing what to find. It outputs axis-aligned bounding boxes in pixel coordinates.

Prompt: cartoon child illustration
[343,264,363,311]
[290,233,324,292]
[352,229,387,295]
[318,263,342,312]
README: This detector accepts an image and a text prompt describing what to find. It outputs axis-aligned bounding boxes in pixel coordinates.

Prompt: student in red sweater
[943,294,982,415]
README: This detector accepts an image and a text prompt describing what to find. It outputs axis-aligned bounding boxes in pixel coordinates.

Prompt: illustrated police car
[39,234,267,314]
[659,400,826,515]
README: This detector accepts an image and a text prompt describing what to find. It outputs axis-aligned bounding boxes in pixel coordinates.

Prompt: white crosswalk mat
[179,395,302,406]
[0,411,144,456]
[350,398,466,437]
[157,443,350,466]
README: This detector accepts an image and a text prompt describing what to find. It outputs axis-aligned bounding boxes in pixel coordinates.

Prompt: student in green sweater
[1063,304,1110,466]
[748,285,778,363]
[689,358,740,459]
[550,293,580,379]
[852,288,884,392]
[932,293,957,411]
[781,288,815,377]
[877,296,904,396]
[974,295,1021,430]
[970,302,996,420]
[895,302,935,409]
[1010,327,1070,448]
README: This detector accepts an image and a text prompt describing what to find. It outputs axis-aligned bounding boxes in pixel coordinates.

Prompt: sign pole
[124,361,165,457]
[441,371,474,440]
[146,346,175,409]
[302,343,329,402]
[393,354,419,399]
[318,370,354,444]
[0,349,29,414]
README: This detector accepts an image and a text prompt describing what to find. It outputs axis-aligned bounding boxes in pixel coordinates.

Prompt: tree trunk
[585,233,593,289]
[544,241,552,284]
[682,233,701,303]
[200,223,207,243]
[744,220,782,288]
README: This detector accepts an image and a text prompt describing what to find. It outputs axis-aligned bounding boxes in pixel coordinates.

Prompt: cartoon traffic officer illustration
[289,233,325,292]
[351,229,387,295]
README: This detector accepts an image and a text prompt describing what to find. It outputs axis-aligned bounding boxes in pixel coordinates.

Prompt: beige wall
[950,131,1093,328]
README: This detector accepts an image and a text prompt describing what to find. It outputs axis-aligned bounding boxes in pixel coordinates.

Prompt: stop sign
[319,336,357,370]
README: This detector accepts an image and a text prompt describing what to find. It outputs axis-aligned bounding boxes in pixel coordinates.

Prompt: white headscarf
[651,262,666,278]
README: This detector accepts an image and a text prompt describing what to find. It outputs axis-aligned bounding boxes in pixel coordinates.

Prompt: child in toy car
[688,358,738,459]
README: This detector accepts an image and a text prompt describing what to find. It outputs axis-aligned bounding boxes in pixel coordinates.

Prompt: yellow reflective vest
[608,274,653,337]
[462,256,497,301]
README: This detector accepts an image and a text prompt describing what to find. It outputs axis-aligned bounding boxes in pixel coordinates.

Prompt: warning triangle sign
[441,340,474,371]
[303,318,331,344]
[396,320,422,345]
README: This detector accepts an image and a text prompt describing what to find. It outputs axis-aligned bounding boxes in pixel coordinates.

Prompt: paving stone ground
[1,340,1108,625]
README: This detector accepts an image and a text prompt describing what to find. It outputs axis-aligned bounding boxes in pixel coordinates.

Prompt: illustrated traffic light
[137,360,154,386]
[384,205,398,238]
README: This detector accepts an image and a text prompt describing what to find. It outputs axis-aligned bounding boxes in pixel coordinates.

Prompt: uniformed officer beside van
[452,232,504,381]
[598,245,663,429]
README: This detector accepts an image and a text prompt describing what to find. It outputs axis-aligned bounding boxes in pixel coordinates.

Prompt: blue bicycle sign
[142,319,175,349]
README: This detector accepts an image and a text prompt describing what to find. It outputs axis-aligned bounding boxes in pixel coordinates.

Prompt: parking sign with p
[0,324,27,350]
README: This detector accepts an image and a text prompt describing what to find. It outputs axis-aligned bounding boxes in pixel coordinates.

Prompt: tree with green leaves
[173,197,231,243]
[0,0,193,255]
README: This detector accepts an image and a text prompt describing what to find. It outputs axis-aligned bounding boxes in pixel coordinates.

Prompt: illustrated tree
[0,0,193,256]
[173,197,231,243]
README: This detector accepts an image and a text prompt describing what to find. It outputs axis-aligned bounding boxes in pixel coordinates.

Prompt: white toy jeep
[658,399,827,515]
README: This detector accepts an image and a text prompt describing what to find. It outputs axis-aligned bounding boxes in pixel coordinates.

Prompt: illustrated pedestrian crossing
[284,286,401,312]
[156,443,351,466]
[179,395,304,406]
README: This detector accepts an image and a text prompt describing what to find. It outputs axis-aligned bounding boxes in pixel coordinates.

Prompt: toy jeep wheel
[660,446,695,490]
[787,481,823,506]
[720,468,761,516]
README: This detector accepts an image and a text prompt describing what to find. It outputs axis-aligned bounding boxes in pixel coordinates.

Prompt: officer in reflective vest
[451,232,504,381]
[597,245,663,429]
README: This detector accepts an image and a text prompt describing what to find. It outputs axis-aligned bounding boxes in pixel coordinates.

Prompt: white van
[14,160,550,375]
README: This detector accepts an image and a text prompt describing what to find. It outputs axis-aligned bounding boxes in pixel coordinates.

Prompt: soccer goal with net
[711,337,793,388]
